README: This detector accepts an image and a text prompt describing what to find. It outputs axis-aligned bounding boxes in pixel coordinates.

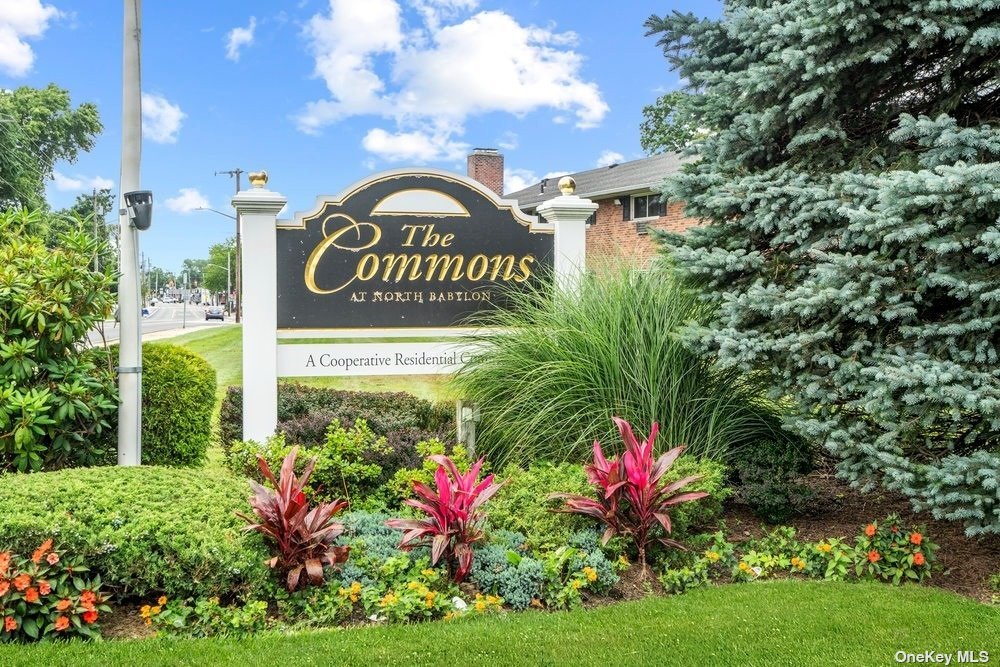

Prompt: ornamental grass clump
[452,266,799,468]
[238,447,350,591]
[552,417,709,574]
[386,455,503,583]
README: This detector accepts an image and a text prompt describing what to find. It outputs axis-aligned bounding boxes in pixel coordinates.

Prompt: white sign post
[232,173,286,442]
[233,171,595,442]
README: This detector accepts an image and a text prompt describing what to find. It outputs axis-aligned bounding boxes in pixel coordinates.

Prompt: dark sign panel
[277,170,553,330]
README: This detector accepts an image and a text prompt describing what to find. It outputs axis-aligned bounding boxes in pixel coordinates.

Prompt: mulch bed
[723,471,1000,603]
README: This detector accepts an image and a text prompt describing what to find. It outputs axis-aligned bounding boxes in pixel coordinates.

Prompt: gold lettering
[401,224,421,247]
[467,254,489,281]
[304,215,382,294]
[424,254,464,281]
[515,255,536,282]
[381,253,423,283]
[357,253,379,280]
[488,255,515,280]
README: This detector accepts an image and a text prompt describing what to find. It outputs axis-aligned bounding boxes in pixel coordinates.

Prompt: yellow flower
[817,543,832,553]
[150,606,161,615]
[790,557,805,570]
[486,595,501,606]
[338,587,349,598]
[443,611,455,621]
[144,618,152,626]
[583,566,598,582]
[407,581,422,591]
[350,582,362,593]
[704,551,720,562]
[379,592,398,607]
[139,605,151,618]
[421,569,436,578]
[738,562,751,573]
[618,555,629,567]
[474,600,486,612]
[157,596,167,606]
[571,579,582,590]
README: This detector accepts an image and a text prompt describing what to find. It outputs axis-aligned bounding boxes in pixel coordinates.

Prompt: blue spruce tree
[646,1,1000,535]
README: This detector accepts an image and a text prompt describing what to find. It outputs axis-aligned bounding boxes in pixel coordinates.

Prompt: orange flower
[80,590,96,605]
[3,616,16,632]
[13,574,31,591]
[909,532,922,546]
[82,610,99,624]
[867,550,881,563]
[46,552,59,565]
[864,524,876,538]
[0,581,9,596]
[55,599,73,612]
[53,615,70,632]
[24,587,39,603]
[81,600,96,613]
[913,552,926,566]
[38,580,51,595]
[0,552,10,575]
[31,539,53,564]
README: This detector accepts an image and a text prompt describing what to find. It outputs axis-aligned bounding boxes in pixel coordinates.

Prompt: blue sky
[2,0,720,274]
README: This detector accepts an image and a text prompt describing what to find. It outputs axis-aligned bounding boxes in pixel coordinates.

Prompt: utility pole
[118,0,143,466]
[92,188,100,272]
[216,169,243,322]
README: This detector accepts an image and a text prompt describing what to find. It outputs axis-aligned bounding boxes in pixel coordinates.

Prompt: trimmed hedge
[141,343,216,465]
[218,384,454,454]
[0,466,270,599]
[103,343,216,466]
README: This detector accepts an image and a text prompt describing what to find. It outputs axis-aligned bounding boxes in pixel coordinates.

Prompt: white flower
[451,597,468,611]
[367,614,386,623]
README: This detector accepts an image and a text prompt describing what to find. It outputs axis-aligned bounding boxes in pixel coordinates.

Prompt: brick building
[503,152,699,267]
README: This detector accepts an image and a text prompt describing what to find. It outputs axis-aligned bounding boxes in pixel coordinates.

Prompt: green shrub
[0,209,117,472]
[486,462,591,552]
[0,466,270,599]
[229,419,392,508]
[385,439,476,507]
[146,596,270,638]
[729,440,814,523]
[139,344,215,465]
[100,343,216,466]
[452,267,802,468]
[217,384,454,455]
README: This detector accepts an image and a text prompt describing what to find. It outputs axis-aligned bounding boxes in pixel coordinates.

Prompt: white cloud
[596,150,624,167]
[362,127,468,163]
[497,131,518,151]
[225,16,256,61]
[165,188,210,213]
[142,93,185,143]
[0,1,61,76]
[504,168,536,194]
[297,1,607,161]
[52,171,114,192]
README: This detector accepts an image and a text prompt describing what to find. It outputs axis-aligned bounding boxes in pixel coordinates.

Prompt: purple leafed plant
[551,417,708,572]
[237,446,350,591]
[386,455,503,583]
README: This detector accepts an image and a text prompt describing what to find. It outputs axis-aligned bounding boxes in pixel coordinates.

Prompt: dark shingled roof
[505,152,689,210]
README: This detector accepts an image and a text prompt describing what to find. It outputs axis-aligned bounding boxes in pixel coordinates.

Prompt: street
[88,302,233,346]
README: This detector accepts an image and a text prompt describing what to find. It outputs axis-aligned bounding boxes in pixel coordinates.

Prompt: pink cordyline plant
[237,446,350,591]
[386,454,503,583]
[551,417,708,573]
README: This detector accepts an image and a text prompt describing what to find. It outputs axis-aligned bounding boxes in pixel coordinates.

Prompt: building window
[632,194,663,219]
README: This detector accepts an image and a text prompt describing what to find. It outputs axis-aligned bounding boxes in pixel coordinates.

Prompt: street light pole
[216,169,243,322]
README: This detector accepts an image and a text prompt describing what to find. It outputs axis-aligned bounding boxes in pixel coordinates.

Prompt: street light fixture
[195,204,241,323]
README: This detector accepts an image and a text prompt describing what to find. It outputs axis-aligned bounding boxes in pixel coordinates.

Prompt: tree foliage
[203,238,235,294]
[0,209,118,471]
[0,85,102,210]
[639,91,711,154]
[646,1,1000,535]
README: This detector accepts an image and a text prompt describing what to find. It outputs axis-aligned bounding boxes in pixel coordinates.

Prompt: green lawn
[1,581,996,666]
[168,325,453,403]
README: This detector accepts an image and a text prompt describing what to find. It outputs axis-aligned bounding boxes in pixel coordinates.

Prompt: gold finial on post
[557,176,576,196]
[248,171,268,188]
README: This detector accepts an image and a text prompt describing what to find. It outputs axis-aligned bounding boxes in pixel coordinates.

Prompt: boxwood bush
[0,466,270,599]
[140,343,216,465]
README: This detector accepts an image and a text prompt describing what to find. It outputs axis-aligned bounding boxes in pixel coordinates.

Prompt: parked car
[205,306,225,321]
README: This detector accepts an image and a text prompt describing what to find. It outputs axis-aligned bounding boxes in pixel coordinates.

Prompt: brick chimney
[467,148,504,196]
